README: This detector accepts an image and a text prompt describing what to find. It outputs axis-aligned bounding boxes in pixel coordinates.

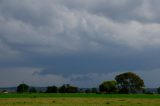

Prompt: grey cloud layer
[0,0,160,87]
[1,0,160,56]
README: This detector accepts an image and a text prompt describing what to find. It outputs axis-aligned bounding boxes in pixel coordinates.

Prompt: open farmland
[0,94,160,106]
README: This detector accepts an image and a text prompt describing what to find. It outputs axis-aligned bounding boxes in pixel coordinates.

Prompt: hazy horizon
[0,0,160,88]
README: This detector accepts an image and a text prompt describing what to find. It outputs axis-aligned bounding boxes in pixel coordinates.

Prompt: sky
[0,0,160,88]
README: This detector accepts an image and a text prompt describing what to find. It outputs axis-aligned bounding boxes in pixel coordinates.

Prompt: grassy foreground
[0,93,160,106]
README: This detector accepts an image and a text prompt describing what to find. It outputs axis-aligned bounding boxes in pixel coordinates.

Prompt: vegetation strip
[1,94,160,99]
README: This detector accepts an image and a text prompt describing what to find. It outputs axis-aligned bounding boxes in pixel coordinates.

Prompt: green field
[0,93,160,106]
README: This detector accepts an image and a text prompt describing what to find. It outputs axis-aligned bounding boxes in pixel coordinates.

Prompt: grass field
[0,93,160,106]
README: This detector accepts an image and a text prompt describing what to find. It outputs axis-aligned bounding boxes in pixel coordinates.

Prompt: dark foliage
[115,72,144,94]
[99,80,117,93]
[157,87,160,94]
[59,84,78,93]
[17,83,29,93]
[91,88,98,93]
[46,86,58,93]
[85,89,92,93]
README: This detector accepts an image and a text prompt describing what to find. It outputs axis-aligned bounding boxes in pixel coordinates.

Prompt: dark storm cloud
[0,0,160,87]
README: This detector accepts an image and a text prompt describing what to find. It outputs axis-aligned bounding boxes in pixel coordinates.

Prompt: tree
[29,87,37,93]
[99,80,117,93]
[91,88,98,93]
[66,86,78,93]
[157,87,160,94]
[17,83,29,93]
[59,84,78,93]
[85,89,92,93]
[115,72,144,94]
[59,85,66,93]
[46,86,58,93]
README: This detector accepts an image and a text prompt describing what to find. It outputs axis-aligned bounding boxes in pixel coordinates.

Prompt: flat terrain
[0,93,160,106]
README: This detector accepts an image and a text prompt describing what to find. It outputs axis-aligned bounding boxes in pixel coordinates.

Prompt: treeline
[46,84,78,93]
[17,84,97,93]
[16,72,160,94]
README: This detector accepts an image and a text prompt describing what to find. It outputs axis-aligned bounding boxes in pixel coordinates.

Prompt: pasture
[0,93,160,106]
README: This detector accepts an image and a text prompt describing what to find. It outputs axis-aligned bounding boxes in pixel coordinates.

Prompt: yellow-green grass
[0,98,160,106]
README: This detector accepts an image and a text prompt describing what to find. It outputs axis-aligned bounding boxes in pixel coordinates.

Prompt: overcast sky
[0,0,160,88]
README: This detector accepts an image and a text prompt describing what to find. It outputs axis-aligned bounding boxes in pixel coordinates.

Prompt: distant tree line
[46,84,78,93]
[16,72,160,94]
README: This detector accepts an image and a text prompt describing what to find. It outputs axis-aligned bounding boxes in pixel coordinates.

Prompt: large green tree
[99,80,117,93]
[115,72,144,94]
